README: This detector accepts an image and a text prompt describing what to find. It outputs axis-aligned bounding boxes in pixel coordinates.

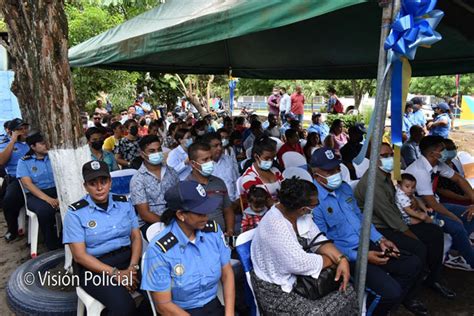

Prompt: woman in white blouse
[250,178,357,315]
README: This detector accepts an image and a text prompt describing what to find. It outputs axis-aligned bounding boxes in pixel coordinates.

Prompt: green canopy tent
[69,0,474,78]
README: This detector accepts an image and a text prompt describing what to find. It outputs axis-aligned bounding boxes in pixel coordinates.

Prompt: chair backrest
[235,229,259,316]
[269,137,284,152]
[246,147,253,159]
[236,176,245,196]
[110,169,138,195]
[354,157,370,179]
[17,180,29,208]
[141,251,158,316]
[282,167,313,182]
[340,163,351,184]
[282,151,306,168]
[146,222,166,242]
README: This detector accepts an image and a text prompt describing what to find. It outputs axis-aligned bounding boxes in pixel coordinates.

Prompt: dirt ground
[0,130,473,315]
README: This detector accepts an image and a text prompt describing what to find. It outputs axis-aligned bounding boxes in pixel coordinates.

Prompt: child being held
[241,186,272,232]
[396,173,444,226]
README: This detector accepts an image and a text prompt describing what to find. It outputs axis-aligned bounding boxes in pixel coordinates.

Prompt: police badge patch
[325,150,334,160]
[88,220,97,228]
[173,264,185,276]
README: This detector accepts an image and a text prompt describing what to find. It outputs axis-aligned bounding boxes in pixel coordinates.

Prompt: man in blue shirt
[402,102,414,141]
[428,103,451,138]
[307,112,329,142]
[86,127,119,172]
[16,132,60,251]
[0,118,30,241]
[310,147,427,315]
[410,97,427,128]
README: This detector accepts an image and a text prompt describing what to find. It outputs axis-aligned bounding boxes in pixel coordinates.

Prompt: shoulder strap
[305,232,332,251]
[155,232,178,253]
[69,199,89,211]
[112,194,128,202]
[201,220,218,233]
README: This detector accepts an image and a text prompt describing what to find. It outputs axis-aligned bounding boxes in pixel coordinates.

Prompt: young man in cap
[16,132,61,251]
[311,147,428,315]
[63,160,144,315]
[0,118,30,241]
[428,103,451,138]
[410,97,427,128]
[86,127,119,172]
[307,112,329,142]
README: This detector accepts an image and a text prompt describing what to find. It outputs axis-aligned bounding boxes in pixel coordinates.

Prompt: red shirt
[290,93,305,115]
[277,142,304,167]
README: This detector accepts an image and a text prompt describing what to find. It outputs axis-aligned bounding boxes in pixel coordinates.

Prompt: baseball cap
[82,160,110,182]
[310,147,341,170]
[312,112,322,118]
[285,112,296,120]
[8,118,29,131]
[411,97,425,105]
[349,123,367,134]
[165,181,221,215]
[26,131,44,146]
[432,102,449,111]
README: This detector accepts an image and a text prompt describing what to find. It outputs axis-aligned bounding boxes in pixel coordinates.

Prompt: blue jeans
[440,203,474,268]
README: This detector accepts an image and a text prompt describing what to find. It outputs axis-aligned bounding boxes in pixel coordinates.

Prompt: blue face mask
[184,138,193,148]
[380,157,394,173]
[318,172,343,190]
[148,152,164,165]
[445,150,457,161]
[197,161,214,177]
[438,149,449,163]
[258,158,273,171]
[222,138,229,147]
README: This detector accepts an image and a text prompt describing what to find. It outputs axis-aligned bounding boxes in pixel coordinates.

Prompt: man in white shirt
[279,87,291,122]
[406,135,474,271]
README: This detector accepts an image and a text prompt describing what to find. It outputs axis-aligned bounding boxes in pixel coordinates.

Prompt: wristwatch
[336,254,348,265]
[130,264,140,271]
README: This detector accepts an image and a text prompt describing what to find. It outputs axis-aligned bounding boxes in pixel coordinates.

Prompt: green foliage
[410,74,474,97]
[136,73,182,110]
[0,19,6,32]
[326,113,365,130]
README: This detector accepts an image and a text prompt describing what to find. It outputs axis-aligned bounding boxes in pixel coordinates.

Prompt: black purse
[293,232,342,300]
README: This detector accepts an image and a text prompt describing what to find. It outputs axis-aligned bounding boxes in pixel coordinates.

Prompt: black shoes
[4,231,17,242]
[403,299,429,316]
[430,282,456,299]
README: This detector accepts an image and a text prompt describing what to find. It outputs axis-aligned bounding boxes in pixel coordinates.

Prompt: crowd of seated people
[1,91,473,316]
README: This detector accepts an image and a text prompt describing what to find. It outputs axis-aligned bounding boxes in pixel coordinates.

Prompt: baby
[396,173,444,226]
[241,186,272,232]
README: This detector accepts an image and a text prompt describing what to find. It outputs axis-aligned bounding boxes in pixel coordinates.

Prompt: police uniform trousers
[378,222,444,286]
[349,242,422,316]
[184,297,224,316]
[2,176,25,235]
[77,247,139,316]
[26,188,61,250]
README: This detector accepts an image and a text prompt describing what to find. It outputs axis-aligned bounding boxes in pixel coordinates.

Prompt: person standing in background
[290,86,305,123]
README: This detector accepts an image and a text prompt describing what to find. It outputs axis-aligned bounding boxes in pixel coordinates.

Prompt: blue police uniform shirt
[16,154,55,190]
[141,219,231,310]
[312,181,383,261]
[279,122,291,136]
[411,109,426,127]
[63,194,139,257]
[429,113,451,139]
[402,113,413,138]
[307,123,330,142]
[0,137,30,176]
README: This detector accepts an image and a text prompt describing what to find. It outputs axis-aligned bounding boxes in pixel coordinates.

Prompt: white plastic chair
[246,147,253,159]
[146,222,166,242]
[76,286,105,316]
[110,169,138,196]
[235,229,260,316]
[282,167,313,182]
[281,151,306,168]
[17,207,26,236]
[18,181,61,258]
[269,137,284,152]
[354,158,370,179]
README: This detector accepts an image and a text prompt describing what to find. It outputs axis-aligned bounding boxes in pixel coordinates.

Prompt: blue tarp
[0,71,21,134]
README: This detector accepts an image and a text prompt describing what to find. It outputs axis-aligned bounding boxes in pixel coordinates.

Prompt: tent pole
[355,0,400,313]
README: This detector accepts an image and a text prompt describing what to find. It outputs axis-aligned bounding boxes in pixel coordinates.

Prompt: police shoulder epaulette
[155,232,178,253]
[21,155,32,161]
[201,220,218,233]
[112,194,128,202]
[69,199,89,211]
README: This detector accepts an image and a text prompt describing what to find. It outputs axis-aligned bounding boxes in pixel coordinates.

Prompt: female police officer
[141,180,235,316]
[63,160,142,315]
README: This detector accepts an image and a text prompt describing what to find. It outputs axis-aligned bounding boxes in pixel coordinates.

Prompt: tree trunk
[1,1,89,229]
[175,74,208,117]
[206,75,214,112]
[352,79,362,110]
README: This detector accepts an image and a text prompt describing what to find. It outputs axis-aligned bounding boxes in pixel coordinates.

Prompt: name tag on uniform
[346,197,353,204]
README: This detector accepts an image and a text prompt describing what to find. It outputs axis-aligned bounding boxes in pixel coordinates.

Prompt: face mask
[129,126,139,136]
[318,172,343,190]
[197,130,205,136]
[121,115,128,121]
[222,138,229,147]
[438,149,449,163]
[184,138,193,148]
[167,116,173,122]
[148,152,164,165]
[91,140,103,151]
[145,118,151,125]
[445,150,457,161]
[380,157,394,173]
[197,161,214,177]
[258,157,273,170]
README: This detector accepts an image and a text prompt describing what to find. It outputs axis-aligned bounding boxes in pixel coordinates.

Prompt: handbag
[293,232,342,300]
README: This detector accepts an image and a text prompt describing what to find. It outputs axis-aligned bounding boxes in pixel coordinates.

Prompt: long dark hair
[303,132,320,162]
